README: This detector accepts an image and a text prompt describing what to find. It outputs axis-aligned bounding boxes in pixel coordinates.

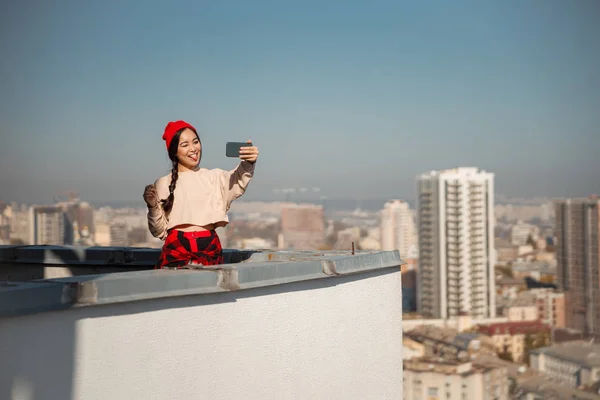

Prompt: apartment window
[428,387,439,396]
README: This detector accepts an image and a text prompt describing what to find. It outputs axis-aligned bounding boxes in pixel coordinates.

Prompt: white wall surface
[1,268,403,400]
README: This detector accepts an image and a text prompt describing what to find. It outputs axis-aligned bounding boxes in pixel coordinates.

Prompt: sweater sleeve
[146,177,170,240]
[147,204,168,240]
[219,160,255,211]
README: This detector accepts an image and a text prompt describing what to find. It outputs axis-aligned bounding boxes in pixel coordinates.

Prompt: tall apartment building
[28,205,66,245]
[380,199,417,258]
[555,196,600,338]
[417,167,495,319]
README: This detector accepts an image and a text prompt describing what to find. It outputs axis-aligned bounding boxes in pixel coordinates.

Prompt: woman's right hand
[143,184,158,208]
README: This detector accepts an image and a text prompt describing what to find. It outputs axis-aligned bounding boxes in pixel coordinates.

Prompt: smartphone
[226,141,252,158]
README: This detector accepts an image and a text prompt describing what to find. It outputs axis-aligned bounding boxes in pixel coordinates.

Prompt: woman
[143,120,259,269]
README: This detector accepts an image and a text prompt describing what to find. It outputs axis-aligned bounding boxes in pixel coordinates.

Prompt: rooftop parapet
[0,245,403,318]
[1,247,405,400]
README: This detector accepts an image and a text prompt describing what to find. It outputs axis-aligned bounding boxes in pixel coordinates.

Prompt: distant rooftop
[555,196,600,205]
[511,260,556,273]
[452,332,481,351]
[475,354,600,400]
[405,324,458,344]
[418,167,494,179]
[477,320,550,336]
[497,276,526,286]
[518,374,600,399]
[404,357,502,377]
[505,295,537,308]
[530,341,600,369]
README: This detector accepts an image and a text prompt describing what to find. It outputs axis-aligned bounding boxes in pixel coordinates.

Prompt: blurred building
[380,199,416,258]
[533,289,566,328]
[128,226,149,246]
[511,260,556,282]
[476,321,551,363]
[0,203,11,244]
[499,288,565,328]
[510,221,540,246]
[495,203,554,223]
[530,341,600,388]
[233,237,273,250]
[402,258,418,313]
[59,200,95,245]
[495,239,519,263]
[554,196,600,338]
[94,220,128,246]
[333,227,361,251]
[109,221,129,246]
[500,298,539,322]
[403,358,509,400]
[279,204,325,250]
[405,324,496,361]
[358,227,381,250]
[94,222,111,246]
[9,204,32,244]
[29,205,65,245]
[417,167,496,319]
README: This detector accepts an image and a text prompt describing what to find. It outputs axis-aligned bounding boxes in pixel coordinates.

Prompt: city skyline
[1,1,598,204]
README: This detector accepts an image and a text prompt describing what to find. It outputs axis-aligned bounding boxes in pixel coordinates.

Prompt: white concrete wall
[1,268,403,400]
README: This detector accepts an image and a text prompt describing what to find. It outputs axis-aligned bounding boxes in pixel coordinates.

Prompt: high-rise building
[380,200,417,258]
[555,196,600,338]
[29,205,66,245]
[417,167,495,319]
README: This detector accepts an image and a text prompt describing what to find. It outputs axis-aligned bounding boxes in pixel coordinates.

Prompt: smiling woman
[143,120,259,269]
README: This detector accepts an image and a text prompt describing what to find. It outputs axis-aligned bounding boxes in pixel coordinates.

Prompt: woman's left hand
[239,140,259,164]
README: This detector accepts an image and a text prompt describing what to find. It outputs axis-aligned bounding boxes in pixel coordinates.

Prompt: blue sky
[0,0,598,204]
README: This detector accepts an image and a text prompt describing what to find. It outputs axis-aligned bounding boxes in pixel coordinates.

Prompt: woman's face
[176,128,202,170]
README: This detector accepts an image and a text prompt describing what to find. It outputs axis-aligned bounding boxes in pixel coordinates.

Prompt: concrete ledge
[0,281,68,316]
[0,249,403,318]
[0,245,253,266]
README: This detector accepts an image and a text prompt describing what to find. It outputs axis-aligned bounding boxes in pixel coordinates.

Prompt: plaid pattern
[155,229,224,269]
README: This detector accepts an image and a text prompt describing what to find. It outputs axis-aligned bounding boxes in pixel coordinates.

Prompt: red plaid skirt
[155,229,224,269]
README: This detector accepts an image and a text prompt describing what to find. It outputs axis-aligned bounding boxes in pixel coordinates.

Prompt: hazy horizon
[1,1,598,205]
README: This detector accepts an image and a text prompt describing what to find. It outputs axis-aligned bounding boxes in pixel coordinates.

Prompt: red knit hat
[162,120,197,151]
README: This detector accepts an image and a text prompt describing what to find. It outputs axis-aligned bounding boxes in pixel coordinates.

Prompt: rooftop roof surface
[530,341,600,369]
